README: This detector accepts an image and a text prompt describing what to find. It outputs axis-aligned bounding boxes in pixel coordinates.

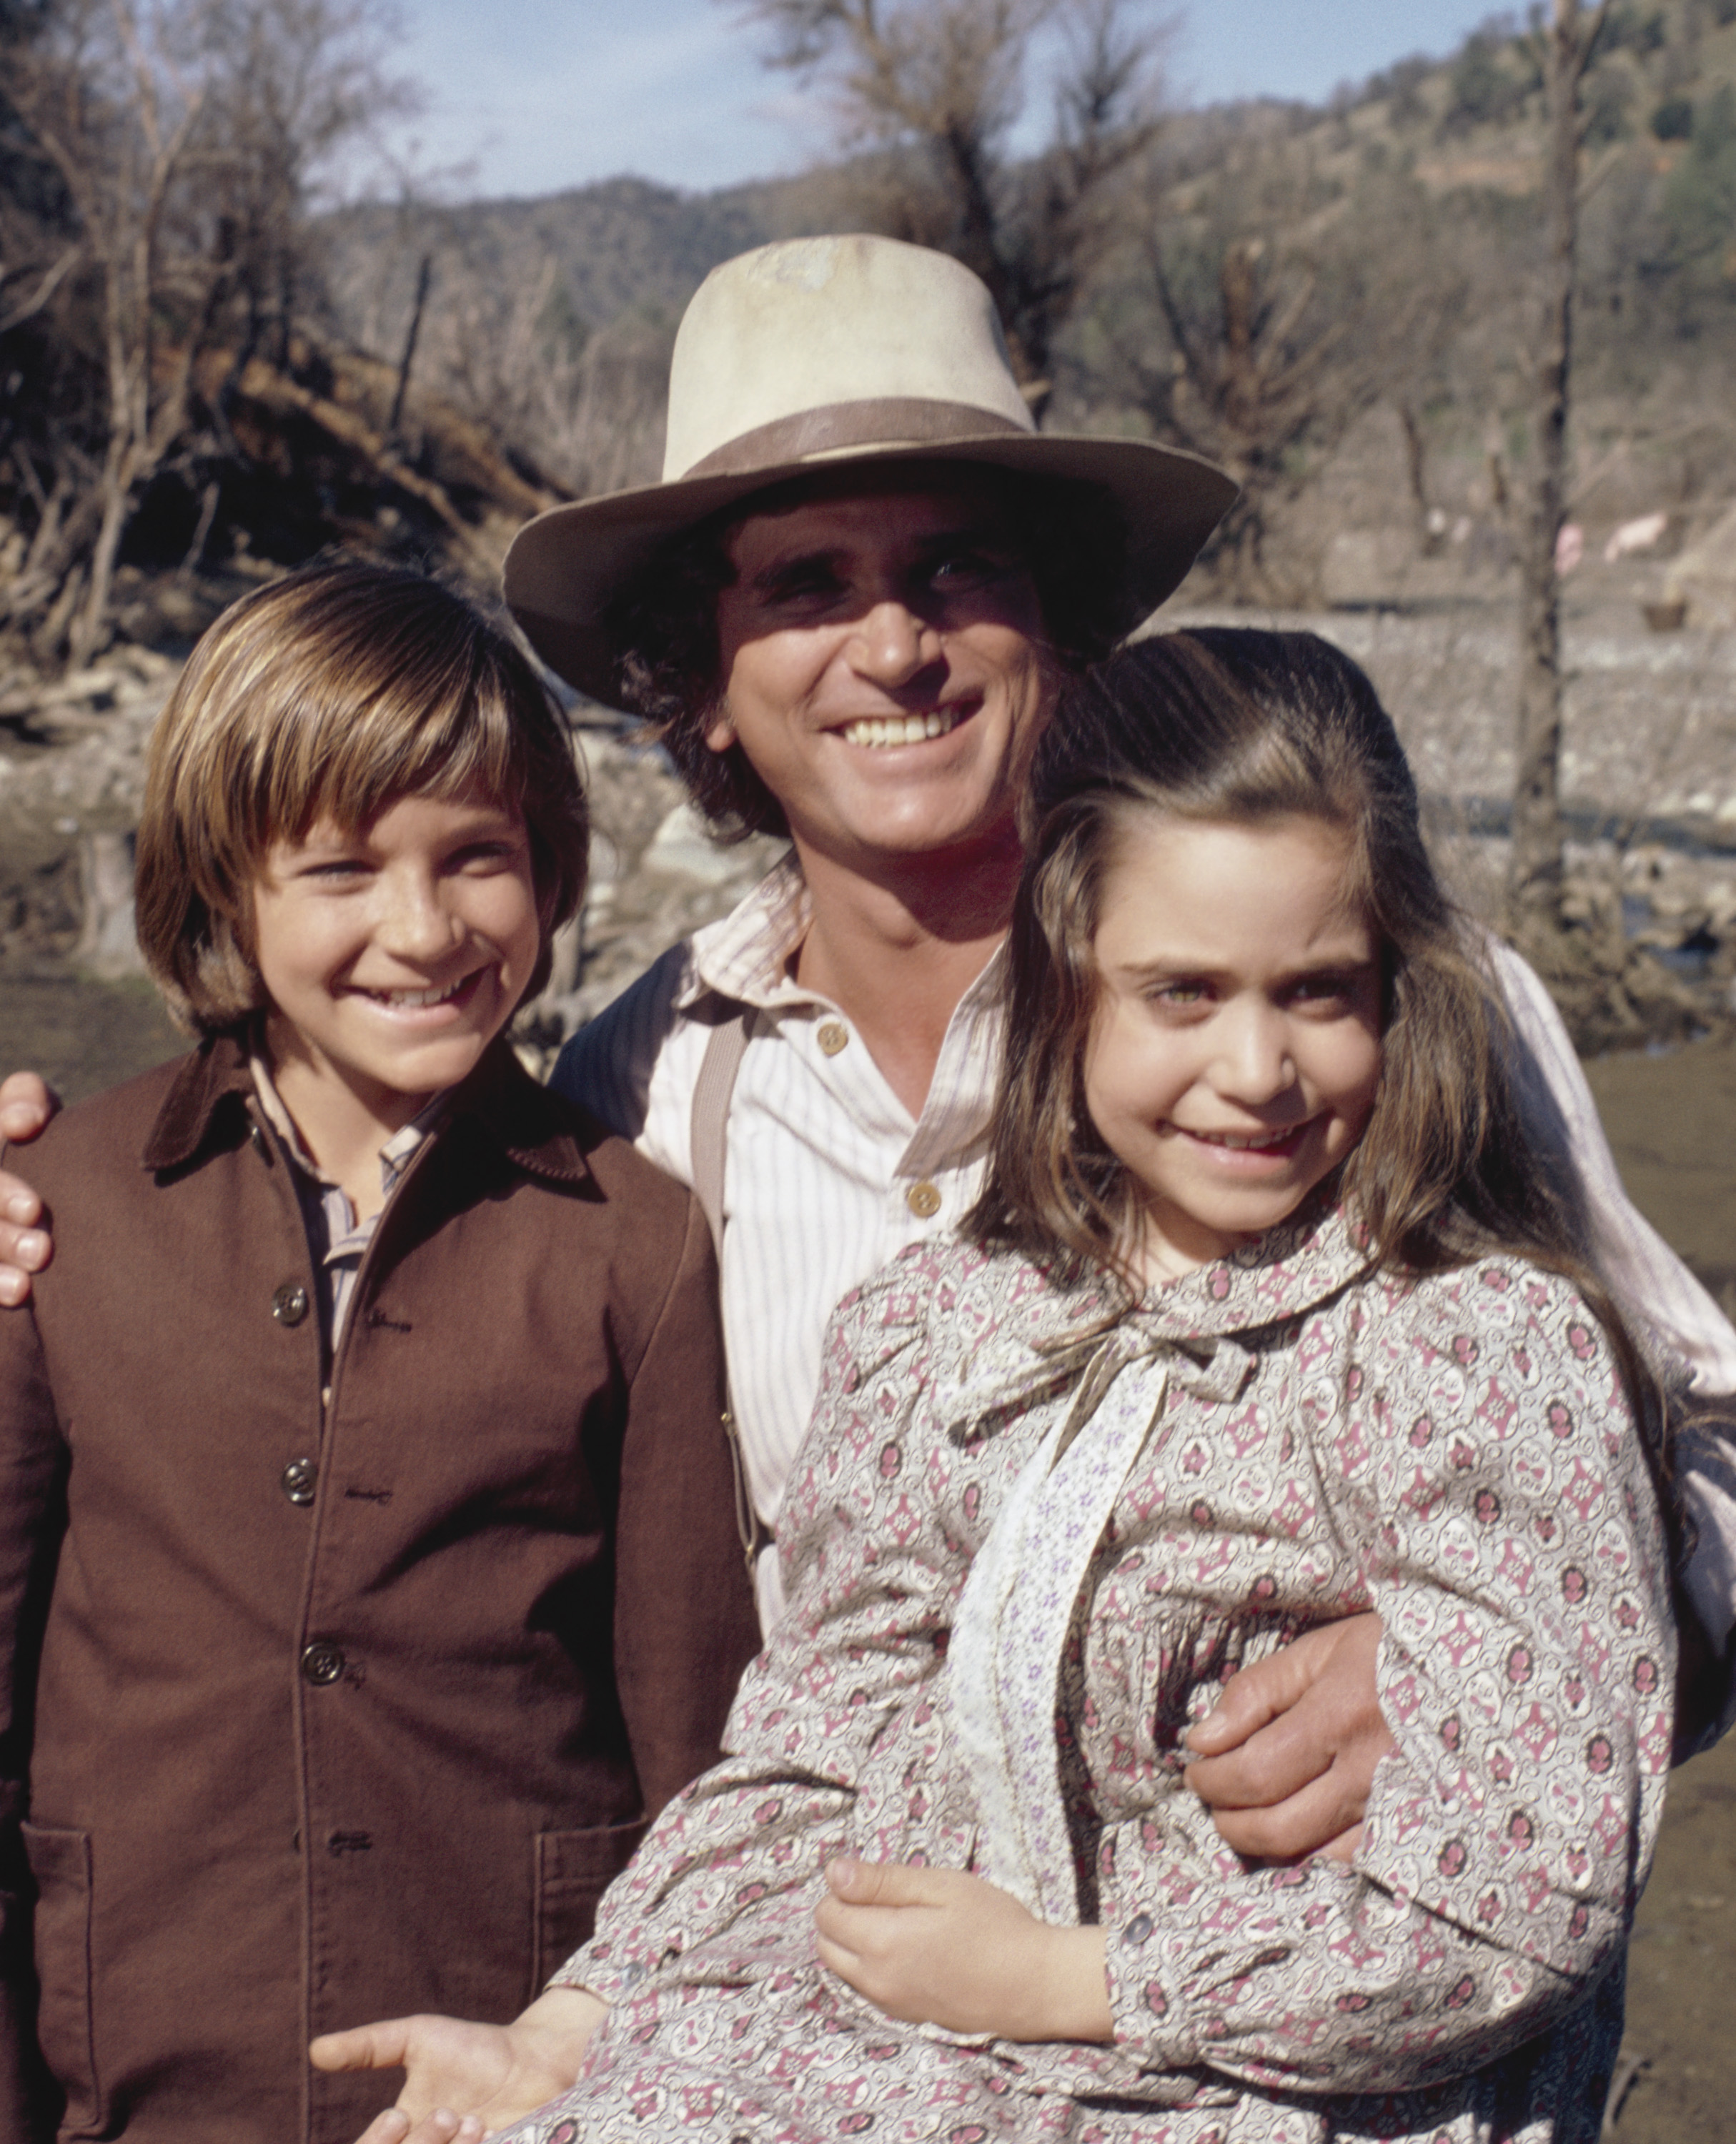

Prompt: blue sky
[363,1,1504,204]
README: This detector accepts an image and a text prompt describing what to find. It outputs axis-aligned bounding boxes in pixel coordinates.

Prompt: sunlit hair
[606,465,1127,840]
[135,562,588,1034]
[965,628,1677,1519]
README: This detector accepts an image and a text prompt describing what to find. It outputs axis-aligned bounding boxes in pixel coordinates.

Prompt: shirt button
[816,1020,849,1056]
[301,1641,345,1686]
[272,1281,309,1327]
[281,1457,318,1507]
[905,1181,942,1219]
[249,1122,269,1158]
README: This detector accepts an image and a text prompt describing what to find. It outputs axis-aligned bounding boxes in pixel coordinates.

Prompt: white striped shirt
[552,856,1736,1649]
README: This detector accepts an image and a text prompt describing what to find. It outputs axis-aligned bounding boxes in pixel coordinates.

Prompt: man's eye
[930,549,1008,587]
[762,565,843,604]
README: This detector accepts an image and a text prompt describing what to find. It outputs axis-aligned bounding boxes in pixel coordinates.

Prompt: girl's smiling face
[1082,810,1384,1280]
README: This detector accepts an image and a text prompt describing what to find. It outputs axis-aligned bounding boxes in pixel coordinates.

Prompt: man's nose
[845,599,940,687]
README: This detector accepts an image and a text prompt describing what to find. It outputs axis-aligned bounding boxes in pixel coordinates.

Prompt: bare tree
[1103,165,1468,597]
[1,0,408,663]
[1507,0,1611,974]
[730,0,1168,392]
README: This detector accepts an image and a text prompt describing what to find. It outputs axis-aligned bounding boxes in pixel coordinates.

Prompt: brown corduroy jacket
[0,1032,761,2143]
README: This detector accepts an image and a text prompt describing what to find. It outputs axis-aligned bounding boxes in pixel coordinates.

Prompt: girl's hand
[309,1985,607,2143]
[1183,1611,1394,1862]
[814,1858,1111,2043]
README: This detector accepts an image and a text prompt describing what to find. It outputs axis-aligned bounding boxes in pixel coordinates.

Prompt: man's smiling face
[708,472,1058,875]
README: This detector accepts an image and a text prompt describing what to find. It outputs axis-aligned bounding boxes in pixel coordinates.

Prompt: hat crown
[662,234,1036,482]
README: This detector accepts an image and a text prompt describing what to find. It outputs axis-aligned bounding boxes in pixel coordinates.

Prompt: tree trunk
[1507,0,1594,969]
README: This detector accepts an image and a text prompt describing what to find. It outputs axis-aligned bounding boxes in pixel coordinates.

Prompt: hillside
[307,1,1736,605]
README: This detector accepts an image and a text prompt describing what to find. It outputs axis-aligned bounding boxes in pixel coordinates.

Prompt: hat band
[682,398,1030,480]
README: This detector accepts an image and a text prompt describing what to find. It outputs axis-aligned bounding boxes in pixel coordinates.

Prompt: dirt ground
[3,985,1735,2137]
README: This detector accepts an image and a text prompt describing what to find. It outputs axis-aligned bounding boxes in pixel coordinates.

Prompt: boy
[0,563,759,2143]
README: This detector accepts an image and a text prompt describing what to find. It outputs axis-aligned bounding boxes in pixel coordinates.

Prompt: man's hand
[309,1986,607,2144]
[814,1857,1111,2043]
[1184,1612,1395,1863]
[0,1073,59,1307]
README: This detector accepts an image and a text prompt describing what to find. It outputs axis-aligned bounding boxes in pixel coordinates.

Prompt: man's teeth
[841,708,959,748]
[369,977,467,1008]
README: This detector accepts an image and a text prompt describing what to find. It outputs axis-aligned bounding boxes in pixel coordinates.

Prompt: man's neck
[790,835,1021,1119]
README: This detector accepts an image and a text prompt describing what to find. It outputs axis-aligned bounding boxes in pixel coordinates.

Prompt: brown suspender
[688,999,769,1577]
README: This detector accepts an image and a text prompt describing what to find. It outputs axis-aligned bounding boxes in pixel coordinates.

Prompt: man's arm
[0,1077,58,1306]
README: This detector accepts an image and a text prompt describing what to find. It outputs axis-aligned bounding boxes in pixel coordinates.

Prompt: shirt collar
[676,850,1012,1023]
[247,1043,442,1199]
[141,1028,597,1192]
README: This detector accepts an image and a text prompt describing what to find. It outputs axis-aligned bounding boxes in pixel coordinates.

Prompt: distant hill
[309,0,1736,599]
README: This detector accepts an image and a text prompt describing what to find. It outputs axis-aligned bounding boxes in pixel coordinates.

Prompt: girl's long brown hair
[966,630,1680,1539]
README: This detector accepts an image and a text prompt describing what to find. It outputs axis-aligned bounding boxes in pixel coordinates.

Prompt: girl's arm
[550,1241,980,2008]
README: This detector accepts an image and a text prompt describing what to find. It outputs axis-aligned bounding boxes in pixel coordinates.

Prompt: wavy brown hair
[966,630,1680,1534]
[136,562,589,1033]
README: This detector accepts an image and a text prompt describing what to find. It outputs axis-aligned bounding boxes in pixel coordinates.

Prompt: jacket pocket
[532,1821,648,1995]
[19,1824,99,2135]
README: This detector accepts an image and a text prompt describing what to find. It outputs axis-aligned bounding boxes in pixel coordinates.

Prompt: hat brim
[505,432,1238,708]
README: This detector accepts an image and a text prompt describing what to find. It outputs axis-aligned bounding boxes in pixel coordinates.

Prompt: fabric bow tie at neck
[944,1326,1254,1925]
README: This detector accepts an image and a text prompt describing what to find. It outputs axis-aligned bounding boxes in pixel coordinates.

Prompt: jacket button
[301,1641,345,1685]
[281,1457,318,1506]
[272,1281,310,1327]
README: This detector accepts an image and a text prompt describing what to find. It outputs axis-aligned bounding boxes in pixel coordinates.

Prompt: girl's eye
[1147,979,1209,1007]
[1289,972,1366,1008]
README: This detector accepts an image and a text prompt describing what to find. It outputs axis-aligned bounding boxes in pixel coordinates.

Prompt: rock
[1664,503,1736,630]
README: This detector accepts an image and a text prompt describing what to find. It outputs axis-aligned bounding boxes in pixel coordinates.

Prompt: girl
[346,629,1676,2144]
[0,563,759,2141]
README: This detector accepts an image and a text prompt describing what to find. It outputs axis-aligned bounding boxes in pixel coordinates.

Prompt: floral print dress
[502,1206,1674,2144]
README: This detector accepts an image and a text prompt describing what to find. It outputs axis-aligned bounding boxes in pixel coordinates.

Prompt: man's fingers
[1192,1757,1359,1862]
[1186,1643,1319,1760]
[309,2021,417,2075]
[1184,1701,1328,1812]
[0,1073,56,1143]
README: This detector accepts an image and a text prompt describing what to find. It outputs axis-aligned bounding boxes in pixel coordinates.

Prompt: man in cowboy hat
[1,237,1733,2136]
[284,234,1735,2140]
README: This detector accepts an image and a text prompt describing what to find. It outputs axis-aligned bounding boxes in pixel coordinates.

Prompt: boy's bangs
[260,676,524,850]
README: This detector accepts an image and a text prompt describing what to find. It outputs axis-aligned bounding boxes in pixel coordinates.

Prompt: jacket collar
[141,1029,595,1192]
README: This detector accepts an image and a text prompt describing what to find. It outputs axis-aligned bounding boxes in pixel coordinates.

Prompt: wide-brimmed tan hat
[505,234,1237,706]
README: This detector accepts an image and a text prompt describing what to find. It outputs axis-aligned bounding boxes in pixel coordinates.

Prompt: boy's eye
[450,840,522,872]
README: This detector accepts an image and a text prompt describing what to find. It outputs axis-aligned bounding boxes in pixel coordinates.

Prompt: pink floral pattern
[502,1207,1673,2144]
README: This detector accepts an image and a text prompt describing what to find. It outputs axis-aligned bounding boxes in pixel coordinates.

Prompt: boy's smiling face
[251,780,541,1138]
